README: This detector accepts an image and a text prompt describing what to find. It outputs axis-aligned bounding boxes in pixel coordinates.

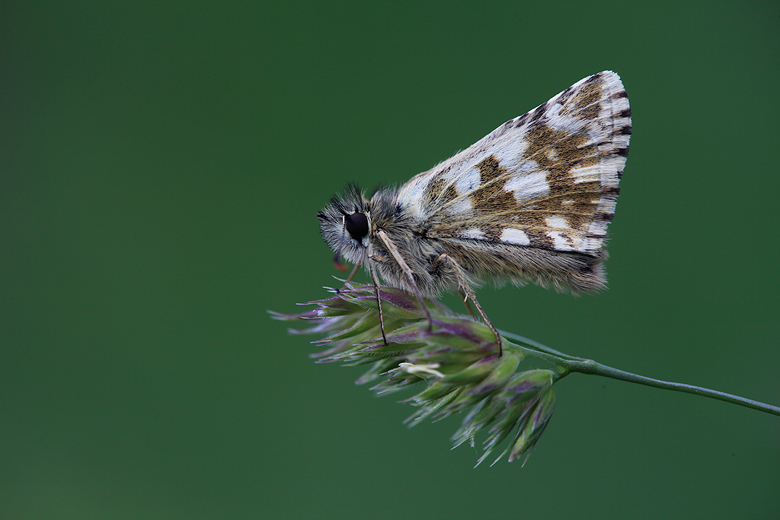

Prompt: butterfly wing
[397,71,631,259]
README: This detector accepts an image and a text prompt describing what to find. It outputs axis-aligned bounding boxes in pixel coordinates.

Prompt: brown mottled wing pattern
[397,71,631,257]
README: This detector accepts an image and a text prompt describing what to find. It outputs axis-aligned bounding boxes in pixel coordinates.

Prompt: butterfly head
[317,184,372,269]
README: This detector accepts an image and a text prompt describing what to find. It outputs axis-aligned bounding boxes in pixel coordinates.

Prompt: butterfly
[317,71,631,354]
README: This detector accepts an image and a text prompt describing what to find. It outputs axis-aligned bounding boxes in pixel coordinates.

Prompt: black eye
[345,212,369,241]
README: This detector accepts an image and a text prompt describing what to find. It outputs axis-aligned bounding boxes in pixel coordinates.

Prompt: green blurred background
[3,1,779,519]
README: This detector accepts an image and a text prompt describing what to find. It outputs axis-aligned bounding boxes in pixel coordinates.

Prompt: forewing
[396,71,631,256]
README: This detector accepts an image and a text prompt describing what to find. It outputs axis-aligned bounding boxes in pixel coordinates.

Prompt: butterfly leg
[336,260,362,293]
[437,254,502,356]
[375,230,434,332]
[366,252,389,345]
[459,289,478,320]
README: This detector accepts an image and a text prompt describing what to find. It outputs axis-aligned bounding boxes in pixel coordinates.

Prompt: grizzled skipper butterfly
[318,71,631,354]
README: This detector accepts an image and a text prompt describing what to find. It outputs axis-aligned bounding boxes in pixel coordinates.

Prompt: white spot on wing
[504,171,549,205]
[456,168,480,195]
[444,197,472,216]
[545,216,569,229]
[547,231,574,251]
[571,162,602,184]
[501,228,530,246]
[491,140,530,170]
[459,228,484,239]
